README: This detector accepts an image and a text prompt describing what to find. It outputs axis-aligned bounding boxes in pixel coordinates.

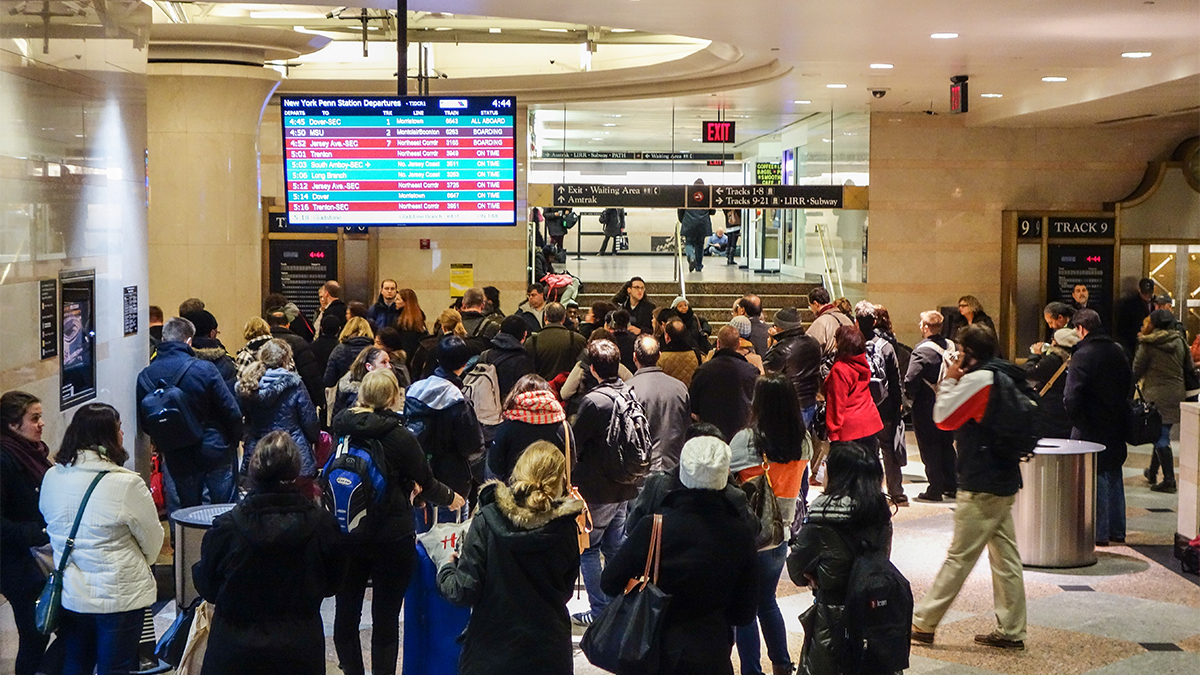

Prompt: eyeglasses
[958,303,970,308]
[630,285,645,290]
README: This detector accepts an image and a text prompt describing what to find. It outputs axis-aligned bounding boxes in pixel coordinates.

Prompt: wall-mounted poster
[40,279,57,360]
[60,269,97,409]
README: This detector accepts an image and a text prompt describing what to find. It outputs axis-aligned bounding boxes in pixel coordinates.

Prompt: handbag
[1126,384,1163,447]
[156,598,201,667]
[564,422,593,554]
[1184,357,1199,402]
[35,471,109,635]
[1038,357,1070,397]
[580,514,670,674]
[811,401,829,441]
[175,600,213,675]
[740,460,784,551]
[615,234,630,251]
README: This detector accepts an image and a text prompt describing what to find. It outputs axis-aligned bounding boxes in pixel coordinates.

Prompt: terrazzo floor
[2,441,1196,675]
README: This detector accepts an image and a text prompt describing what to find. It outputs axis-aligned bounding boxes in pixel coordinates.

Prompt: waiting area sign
[550,183,848,209]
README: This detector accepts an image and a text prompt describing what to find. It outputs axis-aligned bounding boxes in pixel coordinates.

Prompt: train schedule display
[281,96,516,227]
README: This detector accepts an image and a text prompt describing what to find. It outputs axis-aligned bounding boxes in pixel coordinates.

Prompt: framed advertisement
[60,269,97,409]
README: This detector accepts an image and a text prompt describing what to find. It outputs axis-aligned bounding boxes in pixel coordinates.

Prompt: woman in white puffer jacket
[39,403,163,675]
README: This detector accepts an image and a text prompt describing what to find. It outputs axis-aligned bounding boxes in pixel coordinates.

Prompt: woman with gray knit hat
[601,437,759,674]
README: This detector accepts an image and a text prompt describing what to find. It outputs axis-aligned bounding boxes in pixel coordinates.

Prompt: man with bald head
[689,325,760,441]
[628,335,692,471]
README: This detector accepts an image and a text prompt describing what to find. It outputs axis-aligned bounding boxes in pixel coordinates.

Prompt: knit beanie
[729,315,753,338]
[671,296,688,312]
[1053,328,1080,348]
[773,307,803,332]
[678,437,731,490]
[183,310,218,337]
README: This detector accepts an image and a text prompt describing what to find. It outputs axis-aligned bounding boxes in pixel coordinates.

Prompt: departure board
[281,96,516,227]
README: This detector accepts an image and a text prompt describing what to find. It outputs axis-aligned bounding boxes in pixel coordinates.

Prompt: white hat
[678,437,732,490]
[1053,328,1080,348]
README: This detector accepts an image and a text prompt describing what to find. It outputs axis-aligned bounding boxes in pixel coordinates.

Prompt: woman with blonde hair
[438,441,584,675]
[945,294,996,342]
[331,369,464,675]
[235,316,273,380]
[324,316,376,388]
[411,309,468,380]
[237,338,320,477]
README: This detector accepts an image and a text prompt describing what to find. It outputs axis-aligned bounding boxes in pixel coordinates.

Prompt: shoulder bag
[1126,384,1163,447]
[1038,357,1070,397]
[740,459,785,551]
[36,470,109,634]
[580,514,670,674]
[563,422,593,554]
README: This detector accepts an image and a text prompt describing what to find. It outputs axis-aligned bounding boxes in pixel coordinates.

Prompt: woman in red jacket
[824,325,884,451]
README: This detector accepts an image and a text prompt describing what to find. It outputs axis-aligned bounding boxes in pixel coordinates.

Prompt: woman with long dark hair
[395,288,429,366]
[824,325,884,452]
[787,442,893,675]
[730,374,811,675]
[1,391,52,675]
[194,431,343,675]
[39,403,163,675]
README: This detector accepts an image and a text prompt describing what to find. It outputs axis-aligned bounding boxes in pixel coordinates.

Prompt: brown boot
[771,663,795,675]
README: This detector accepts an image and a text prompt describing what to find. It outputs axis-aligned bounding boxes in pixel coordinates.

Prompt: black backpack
[838,531,913,674]
[138,361,203,452]
[981,365,1043,463]
[597,386,653,485]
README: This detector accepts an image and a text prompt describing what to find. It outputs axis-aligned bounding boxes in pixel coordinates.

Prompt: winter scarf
[503,390,566,425]
[1,430,52,481]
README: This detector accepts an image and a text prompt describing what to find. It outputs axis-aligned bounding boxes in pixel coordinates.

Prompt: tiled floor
[3,442,1197,675]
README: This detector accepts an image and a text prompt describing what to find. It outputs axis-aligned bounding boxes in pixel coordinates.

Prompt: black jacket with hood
[331,407,456,540]
[403,368,485,497]
[192,486,344,675]
[1063,332,1132,471]
[323,335,374,388]
[436,482,584,675]
[481,333,536,400]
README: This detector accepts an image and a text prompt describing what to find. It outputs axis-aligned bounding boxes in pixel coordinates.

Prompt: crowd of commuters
[3,271,1196,675]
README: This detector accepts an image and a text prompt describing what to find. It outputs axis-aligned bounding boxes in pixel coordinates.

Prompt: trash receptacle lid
[1034,438,1105,454]
[171,504,235,527]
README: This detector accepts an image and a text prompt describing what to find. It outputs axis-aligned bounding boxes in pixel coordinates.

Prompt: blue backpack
[321,436,388,536]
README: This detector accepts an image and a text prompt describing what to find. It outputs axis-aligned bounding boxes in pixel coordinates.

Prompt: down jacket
[238,368,321,477]
[436,482,584,675]
[787,495,892,675]
[193,486,344,675]
[39,450,164,614]
[1133,329,1195,426]
[404,368,485,497]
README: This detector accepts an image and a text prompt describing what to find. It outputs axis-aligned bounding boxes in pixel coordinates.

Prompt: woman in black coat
[1,391,52,675]
[487,375,574,482]
[193,431,344,675]
[787,442,893,675]
[331,369,466,675]
[323,317,376,388]
[1023,328,1077,439]
[437,442,584,675]
[601,437,759,675]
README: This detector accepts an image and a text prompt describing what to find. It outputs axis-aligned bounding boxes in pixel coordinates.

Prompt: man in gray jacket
[628,336,692,471]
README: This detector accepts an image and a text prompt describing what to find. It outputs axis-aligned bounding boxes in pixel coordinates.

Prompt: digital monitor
[281,96,516,227]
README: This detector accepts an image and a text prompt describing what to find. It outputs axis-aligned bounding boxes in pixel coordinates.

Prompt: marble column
[147,26,327,350]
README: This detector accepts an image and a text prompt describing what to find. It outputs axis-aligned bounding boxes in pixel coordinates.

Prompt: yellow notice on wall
[450,263,474,298]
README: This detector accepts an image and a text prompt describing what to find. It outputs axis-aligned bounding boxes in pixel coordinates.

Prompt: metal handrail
[814,223,844,299]
[673,220,687,298]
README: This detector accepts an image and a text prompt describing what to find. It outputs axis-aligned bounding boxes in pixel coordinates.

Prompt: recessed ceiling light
[793,100,811,104]
[539,28,569,33]
[870,63,893,69]
[591,137,603,141]
[604,114,622,118]
[489,28,501,34]
[821,138,831,143]
[692,138,702,142]
[826,84,847,89]
[1121,51,1152,58]
[602,123,617,127]
[1042,76,1067,82]
[930,32,959,39]
[610,28,636,33]
[75,134,84,138]
[980,93,1004,98]
[435,27,451,31]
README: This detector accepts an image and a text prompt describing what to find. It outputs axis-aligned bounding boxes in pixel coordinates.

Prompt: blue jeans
[170,461,236,512]
[59,608,145,675]
[735,542,792,673]
[684,236,706,271]
[1147,423,1174,483]
[1095,465,1126,543]
[799,405,816,504]
[581,500,628,617]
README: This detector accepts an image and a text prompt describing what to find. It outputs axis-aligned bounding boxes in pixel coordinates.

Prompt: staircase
[575,280,824,331]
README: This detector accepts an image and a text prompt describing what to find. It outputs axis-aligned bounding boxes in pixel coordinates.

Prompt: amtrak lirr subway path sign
[552,183,845,209]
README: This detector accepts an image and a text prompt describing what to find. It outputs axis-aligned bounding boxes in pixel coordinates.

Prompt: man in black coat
[266,310,325,407]
[737,295,771,356]
[460,287,504,355]
[1115,277,1154,357]
[762,307,822,418]
[570,340,638,625]
[690,326,760,442]
[614,277,655,336]
[137,317,243,509]
[367,279,403,333]
[480,315,536,400]
[312,280,347,340]
[1063,309,1132,546]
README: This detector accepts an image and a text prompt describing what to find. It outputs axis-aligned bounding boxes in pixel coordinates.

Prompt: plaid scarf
[504,390,565,425]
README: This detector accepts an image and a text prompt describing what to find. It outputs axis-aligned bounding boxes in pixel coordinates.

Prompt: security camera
[869,88,889,99]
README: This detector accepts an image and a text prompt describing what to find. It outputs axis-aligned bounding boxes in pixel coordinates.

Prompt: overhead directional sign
[552,183,846,209]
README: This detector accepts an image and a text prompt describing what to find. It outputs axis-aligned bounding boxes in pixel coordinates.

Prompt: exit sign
[702,120,735,143]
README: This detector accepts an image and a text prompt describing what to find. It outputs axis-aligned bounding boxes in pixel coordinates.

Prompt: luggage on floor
[402,538,472,675]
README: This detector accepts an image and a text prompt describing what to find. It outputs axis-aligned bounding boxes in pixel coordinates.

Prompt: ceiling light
[604,114,622,118]
[610,28,636,33]
[540,28,569,33]
[489,28,501,34]
[869,63,893,69]
[435,27,451,31]
[692,138,702,142]
[826,84,847,89]
[591,137,603,141]
[980,93,1003,98]
[603,123,617,127]
[793,100,811,104]
[1121,51,1152,59]
[821,138,831,143]
[249,11,324,19]
[1041,76,1067,82]
[931,32,958,39]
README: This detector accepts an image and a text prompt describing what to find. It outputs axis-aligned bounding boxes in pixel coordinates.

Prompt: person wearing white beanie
[678,436,732,490]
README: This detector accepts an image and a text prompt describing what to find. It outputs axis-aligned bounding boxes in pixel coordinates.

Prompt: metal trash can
[171,504,235,608]
[1012,439,1104,568]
